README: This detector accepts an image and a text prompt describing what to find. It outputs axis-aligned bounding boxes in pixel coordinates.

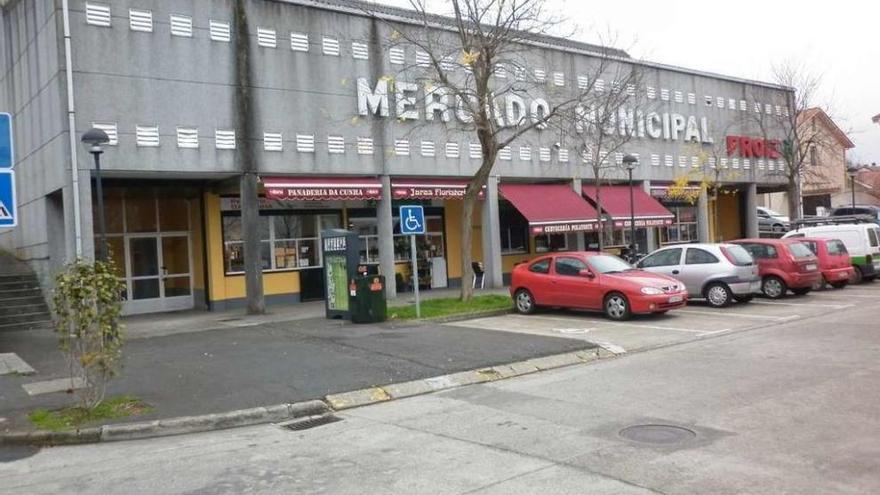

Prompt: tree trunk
[459,193,476,302]
[593,174,604,250]
[787,178,801,221]
[241,172,265,314]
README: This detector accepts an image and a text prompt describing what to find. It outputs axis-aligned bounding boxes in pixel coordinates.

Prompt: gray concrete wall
[0,0,71,288]
[63,0,791,186]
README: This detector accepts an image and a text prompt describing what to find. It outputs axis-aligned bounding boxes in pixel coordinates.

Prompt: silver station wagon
[636,243,761,307]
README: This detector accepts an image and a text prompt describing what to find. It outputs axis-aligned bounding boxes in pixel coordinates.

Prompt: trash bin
[350,275,387,323]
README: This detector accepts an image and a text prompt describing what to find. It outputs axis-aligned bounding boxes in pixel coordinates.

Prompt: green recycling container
[350,275,387,323]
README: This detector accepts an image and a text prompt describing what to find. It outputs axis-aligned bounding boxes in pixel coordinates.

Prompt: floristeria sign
[391,179,485,200]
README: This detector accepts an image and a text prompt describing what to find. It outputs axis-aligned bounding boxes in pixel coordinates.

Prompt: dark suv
[830,205,880,225]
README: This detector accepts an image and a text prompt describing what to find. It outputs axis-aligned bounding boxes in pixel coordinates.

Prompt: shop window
[352,215,445,264]
[660,206,698,244]
[499,202,528,255]
[535,233,570,253]
[159,198,190,232]
[222,215,271,273]
[125,195,158,233]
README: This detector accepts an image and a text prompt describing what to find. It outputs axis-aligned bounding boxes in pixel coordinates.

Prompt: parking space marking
[750,300,854,309]
[507,314,725,334]
[811,294,880,299]
[674,309,799,321]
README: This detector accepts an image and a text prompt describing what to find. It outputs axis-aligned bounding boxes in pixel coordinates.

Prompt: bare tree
[362,0,631,300]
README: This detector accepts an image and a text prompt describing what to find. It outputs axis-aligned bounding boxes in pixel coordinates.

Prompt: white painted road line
[594,342,627,355]
[812,294,880,299]
[674,309,799,321]
[750,300,854,309]
[510,314,721,334]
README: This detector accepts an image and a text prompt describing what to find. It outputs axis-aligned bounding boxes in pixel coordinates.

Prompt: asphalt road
[3,284,879,493]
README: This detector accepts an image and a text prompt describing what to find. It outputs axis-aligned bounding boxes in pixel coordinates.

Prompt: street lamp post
[846,166,859,211]
[81,128,111,261]
[622,154,639,262]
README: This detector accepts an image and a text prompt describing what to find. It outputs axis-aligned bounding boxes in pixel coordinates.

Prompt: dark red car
[510,252,688,321]
[731,238,822,298]
[796,237,855,289]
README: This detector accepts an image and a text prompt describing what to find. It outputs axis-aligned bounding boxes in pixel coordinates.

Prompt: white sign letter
[357,78,389,117]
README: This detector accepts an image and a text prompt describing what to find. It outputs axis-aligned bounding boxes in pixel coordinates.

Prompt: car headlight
[640,287,664,295]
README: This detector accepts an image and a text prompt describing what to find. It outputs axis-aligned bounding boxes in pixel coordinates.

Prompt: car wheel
[733,294,754,303]
[852,267,864,284]
[761,276,787,299]
[830,281,848,289]
[791,287,811,296]
[603,292,632,321]
[514,289,537,315]
[704,282,732,308]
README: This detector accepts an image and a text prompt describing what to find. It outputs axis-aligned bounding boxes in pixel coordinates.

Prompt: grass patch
[28,395,153,431]
[390,294,512,320]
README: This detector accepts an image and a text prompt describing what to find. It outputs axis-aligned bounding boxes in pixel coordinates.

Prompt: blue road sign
[399,205,425,235]
[0,171,16,228]
[0,113,12,169]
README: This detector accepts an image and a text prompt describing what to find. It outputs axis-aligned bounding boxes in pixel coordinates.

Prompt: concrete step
[0,287,43,298]
[0,279,40,290]
[0,319,53,332]
[0,301,50,317]
[0,274,39,285]
[0,311,52,327]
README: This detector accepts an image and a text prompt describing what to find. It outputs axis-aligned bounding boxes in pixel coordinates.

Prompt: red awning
[499,183,599,235]
[582,184,674,228]
[391,178,483,200]
[263,176,382,200]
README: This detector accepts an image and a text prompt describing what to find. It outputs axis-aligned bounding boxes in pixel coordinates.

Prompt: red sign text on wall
[726,135,781,159]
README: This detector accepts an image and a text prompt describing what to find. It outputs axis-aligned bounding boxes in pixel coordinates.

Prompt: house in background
[834,166,880,208]
[762,108,854,216]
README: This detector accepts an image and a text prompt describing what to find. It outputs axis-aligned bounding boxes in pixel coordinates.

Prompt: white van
[784,223,880,283]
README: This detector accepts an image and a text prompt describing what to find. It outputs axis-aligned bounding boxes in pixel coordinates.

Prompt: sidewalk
[0,292,590,434]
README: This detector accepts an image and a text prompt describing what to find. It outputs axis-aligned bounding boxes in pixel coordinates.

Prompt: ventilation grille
[594,79,605,92]
[420,140,435,157]
[257,28,276,48]
[440,57,456,72]
[170,15,192,37]
[665,155,674,167]
[389,47,405,65]
[709,157,717,168]
[533,69,546,83]
[646,86,656,99]
[720,158,728,169]
[290,32,309,51]
[678,156,687,167]
[558,148,568,162]
[327,135,345,154]
[176,127,199,148]
[494,65,506,78]
[739,100,747,111]
[91,122,118,146]
[577,75,589,90]
[129,9,153,32]
[743,158,751,169]
[764,104,772,115]
[210,20,230,42]
[625,84,635,96]
[85,2,111,27]
[136,125,160,147]
[610,81,621,93]
[263,132,283,152]
[687,93,696,105]
[768,160,775,170]
[280,414,342,431]
[445,142,459,158]
[215,129,236,150]
[352,41,368,60]
[651,154,660,166]
[514,67,525,82]
[614,152,624,165]
[728,99,736,110]
[717,97,725,109]
[539,147,551,162]
[705,95,714,106]
[322,37,339,56]
[296,134,315,153]
[416,51,430,68]
[519,146,531,161]
[553,72,565,87]
[660,88,670,101]
[732,158,740,169]
[757,159,765,170]
[582,148,594,163]
[691,156,699,167]
[775,105,782,116]
[673,91,683,103]
[394,139,409,156]
[469,143,481,159]
[499,147,511,161]
[357,137,373,155]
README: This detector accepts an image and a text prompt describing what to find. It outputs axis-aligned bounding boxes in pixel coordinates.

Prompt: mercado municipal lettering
[357,77,717,144]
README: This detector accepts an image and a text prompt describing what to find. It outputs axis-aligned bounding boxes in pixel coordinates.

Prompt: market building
[0,0,792,315]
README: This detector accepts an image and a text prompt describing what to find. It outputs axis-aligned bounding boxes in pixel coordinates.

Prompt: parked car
[510,252,688,321]
[757,206,790,233]
[790,237,854,289]
[730,239,822,298]
[636,243,760,308]
[783,223,880,283]
[829,205,880,226]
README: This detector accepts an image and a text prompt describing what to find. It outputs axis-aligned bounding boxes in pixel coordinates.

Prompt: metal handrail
[790,214,875,229]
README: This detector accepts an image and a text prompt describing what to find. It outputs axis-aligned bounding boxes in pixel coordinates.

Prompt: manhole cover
[618,424,697,445]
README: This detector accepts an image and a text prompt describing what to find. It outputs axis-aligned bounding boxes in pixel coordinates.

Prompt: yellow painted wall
[190,198,205,291]
[716,192,742,241]
[444,200,484,280]
[203,192,301,303]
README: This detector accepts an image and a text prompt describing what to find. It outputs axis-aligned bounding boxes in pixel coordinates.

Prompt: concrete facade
[0,0,791,310]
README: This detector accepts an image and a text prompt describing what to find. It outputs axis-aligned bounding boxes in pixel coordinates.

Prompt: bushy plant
[53,259,126,410]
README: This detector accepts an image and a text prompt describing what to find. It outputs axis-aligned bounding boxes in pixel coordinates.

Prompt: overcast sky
[380,0,880,164]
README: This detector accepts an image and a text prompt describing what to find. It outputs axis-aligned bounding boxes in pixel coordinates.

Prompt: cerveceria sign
[357,78,717,144]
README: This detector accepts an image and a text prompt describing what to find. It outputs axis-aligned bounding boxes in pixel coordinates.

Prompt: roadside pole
[410,233,420,318]
[400,205,426,318]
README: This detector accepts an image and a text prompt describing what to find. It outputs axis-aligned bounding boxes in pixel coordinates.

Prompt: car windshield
[787,242,814,258]
[587,255,633,274]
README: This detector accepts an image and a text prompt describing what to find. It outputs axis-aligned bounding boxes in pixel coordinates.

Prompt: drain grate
[280,414,343,431]
[618,424,697,445]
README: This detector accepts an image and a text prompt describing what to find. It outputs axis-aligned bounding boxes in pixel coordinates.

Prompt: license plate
[805,264,817,271]
[840,272,849,279]
[668,295,683,303]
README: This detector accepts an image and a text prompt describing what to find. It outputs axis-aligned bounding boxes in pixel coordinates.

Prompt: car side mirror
[579,269,595,279]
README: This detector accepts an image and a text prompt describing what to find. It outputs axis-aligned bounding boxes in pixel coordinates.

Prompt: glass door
[123,234,193,315]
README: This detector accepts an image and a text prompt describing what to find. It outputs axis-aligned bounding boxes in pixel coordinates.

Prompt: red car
[731,238,822,298]
[797,237,855,289]
[510,252,688,321]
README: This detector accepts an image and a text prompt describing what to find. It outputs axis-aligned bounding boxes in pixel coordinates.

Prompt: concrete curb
[390,307,512,325]
[1,346,611,446]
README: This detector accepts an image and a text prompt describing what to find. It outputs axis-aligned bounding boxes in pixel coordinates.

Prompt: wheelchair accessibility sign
[399,205,425,235]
